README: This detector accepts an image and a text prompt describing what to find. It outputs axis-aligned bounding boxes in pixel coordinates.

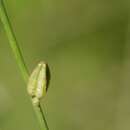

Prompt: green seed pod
[27,62,50,105]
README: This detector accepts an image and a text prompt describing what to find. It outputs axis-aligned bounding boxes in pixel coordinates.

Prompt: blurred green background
[0,0,130,130]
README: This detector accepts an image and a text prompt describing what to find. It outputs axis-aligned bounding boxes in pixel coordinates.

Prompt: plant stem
[39,103,49,130]
[0,0,29,83]
[0,1,49,130]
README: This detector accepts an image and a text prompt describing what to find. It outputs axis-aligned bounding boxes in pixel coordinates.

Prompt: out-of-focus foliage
[0,0,130,130]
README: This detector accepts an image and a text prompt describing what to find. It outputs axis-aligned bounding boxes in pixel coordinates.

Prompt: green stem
[0,1,49,130]
[34,105,48,130]
[39,103,49,130]
[0,0,29,82]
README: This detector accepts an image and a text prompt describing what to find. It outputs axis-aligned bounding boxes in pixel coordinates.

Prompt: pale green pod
[27,62,49,105]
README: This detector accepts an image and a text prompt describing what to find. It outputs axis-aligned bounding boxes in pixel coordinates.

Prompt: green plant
[0,1,50,130]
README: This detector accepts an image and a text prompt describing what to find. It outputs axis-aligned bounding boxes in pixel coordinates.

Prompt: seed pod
[27,62,50,105]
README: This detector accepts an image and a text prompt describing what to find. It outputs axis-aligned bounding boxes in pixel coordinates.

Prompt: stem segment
[39,103,49,130]
[0,1,49,130]
[0,0,29,82]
